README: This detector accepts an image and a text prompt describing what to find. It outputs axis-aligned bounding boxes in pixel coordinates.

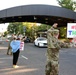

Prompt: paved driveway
[0,41,76,75]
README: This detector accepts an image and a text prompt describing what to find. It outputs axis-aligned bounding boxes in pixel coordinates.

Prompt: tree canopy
[57,0,76,11]
[7,22,50,39]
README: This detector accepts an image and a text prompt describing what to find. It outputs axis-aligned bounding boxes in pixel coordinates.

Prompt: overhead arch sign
[67,23,76,38]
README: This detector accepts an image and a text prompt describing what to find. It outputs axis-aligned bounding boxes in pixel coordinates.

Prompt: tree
[3,31,8,37]
[7,22,23,34]
[59,27,67,38]
[37,24,51,31]
[23,22,38,41]
[57,0,76,11]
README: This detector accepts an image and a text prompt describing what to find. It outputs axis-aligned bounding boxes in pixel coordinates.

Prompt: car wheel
[34,42,36,46]
[38,43,40,47]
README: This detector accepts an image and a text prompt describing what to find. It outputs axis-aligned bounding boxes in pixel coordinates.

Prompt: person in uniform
[45,23,70,75]
[45,23,59,75]
[7,34,16,55]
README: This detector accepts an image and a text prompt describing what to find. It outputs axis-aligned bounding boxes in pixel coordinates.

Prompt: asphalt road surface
[0,41,76,75]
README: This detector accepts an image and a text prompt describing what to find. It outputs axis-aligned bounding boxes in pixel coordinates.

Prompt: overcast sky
[0,0,59,10]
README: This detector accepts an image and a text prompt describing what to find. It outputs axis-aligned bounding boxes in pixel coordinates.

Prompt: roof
[0,4,76,27]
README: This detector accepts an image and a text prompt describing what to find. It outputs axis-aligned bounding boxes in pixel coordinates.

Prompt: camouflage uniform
[45,26,61,75]
[7,36,13,55]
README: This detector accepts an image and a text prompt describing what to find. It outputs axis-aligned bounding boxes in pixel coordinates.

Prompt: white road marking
[21,55,28,60]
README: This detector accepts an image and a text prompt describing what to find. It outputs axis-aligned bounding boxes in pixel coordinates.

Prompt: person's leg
[7,45,10,55]
[45,48,59,75]
[9,48,12,55]
[13,49,20,68]
[7,41,11,55]
[7,47,12,55]
[13,49,20,65]
[15,49,20,65]
[13,52,15,65]
[50,61,59,75]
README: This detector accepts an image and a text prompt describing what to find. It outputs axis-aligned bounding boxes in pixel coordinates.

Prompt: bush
[64,39,70,43]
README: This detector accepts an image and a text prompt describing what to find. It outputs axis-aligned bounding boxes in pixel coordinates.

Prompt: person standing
[10,38,21,68]
[45,23,70,75]
[45,23,60,75]
[7,34,16,55]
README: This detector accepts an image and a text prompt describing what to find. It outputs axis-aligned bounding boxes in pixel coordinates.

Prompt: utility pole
[23,26,26,36]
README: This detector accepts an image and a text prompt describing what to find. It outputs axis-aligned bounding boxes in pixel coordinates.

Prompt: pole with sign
[23,26,26,36]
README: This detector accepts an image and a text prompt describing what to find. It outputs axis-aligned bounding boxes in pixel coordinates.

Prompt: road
[0,41,46,75]
[0,41,76,75]
[59,48,76,75]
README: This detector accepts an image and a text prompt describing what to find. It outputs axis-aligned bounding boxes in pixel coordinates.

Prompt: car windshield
[38,38,47,41]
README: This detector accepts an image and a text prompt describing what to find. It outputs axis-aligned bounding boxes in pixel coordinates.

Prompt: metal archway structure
[0,4,76,27]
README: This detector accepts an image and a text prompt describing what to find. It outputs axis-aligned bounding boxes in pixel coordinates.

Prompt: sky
[0,0,59,10]
[0,0,75,32]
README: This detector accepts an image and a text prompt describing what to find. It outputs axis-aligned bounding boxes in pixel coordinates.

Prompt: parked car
[34,37,47,47]
[7,34,11,39]
[24,37,30,43]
